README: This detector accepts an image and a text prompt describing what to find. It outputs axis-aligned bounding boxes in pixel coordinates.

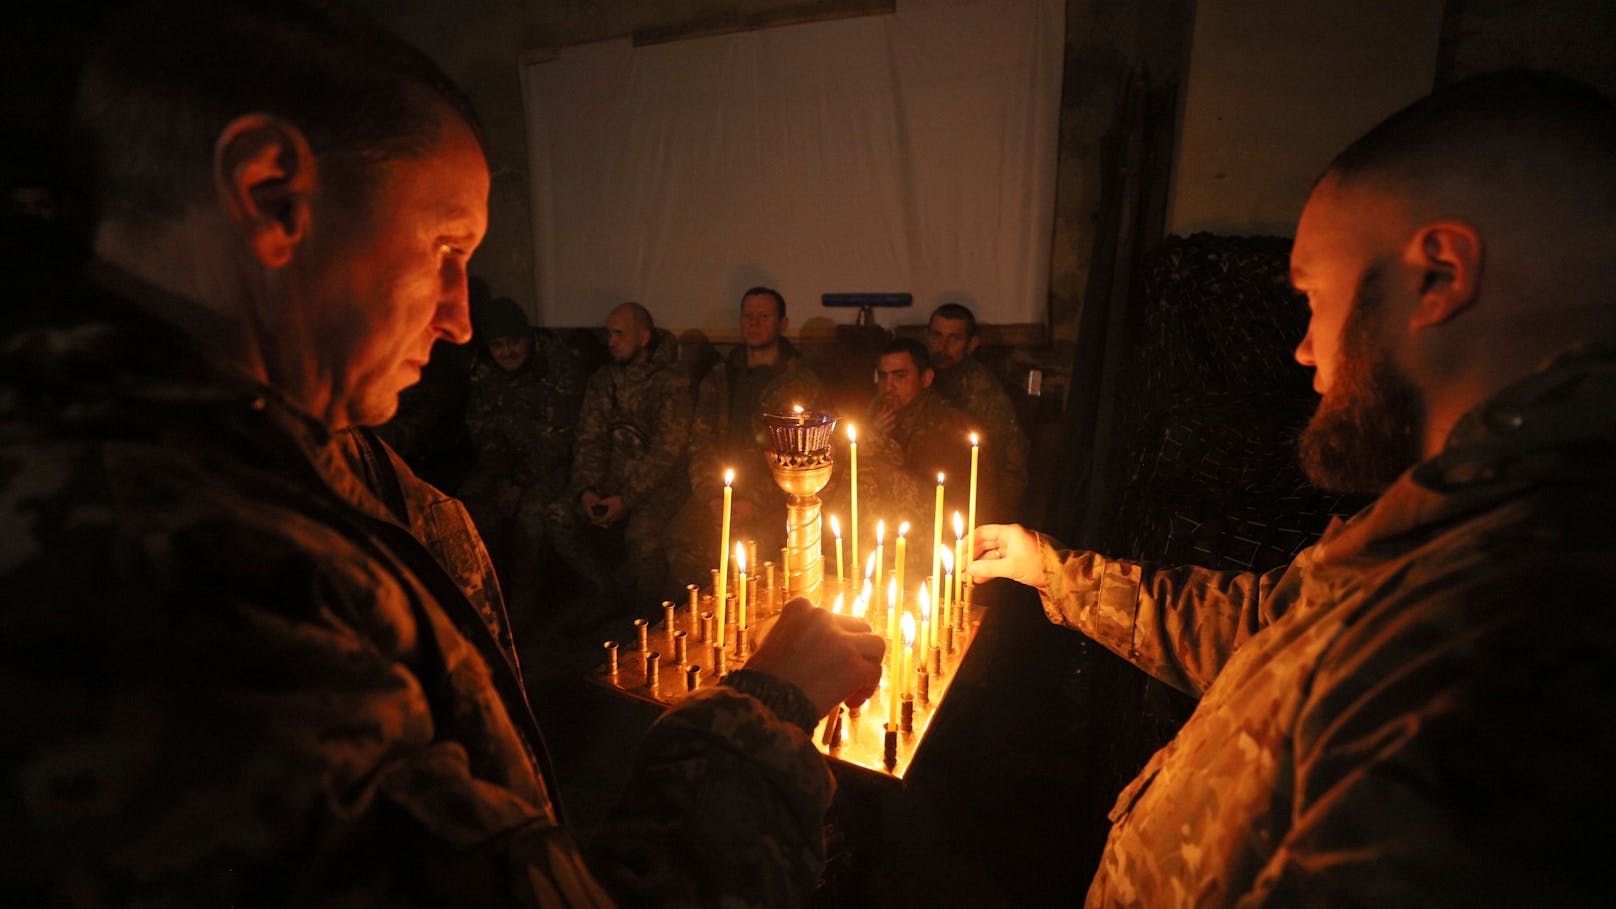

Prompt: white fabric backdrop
[521,0,1063,338]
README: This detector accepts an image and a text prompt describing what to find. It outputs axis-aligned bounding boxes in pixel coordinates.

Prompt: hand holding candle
[743,598,885,717]
[964,522,1044,589]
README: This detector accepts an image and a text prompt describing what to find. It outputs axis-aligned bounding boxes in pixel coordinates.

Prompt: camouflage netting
[1098,233,1367,573]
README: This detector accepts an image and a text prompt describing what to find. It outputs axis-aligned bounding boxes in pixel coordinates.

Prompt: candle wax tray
[591,582,984,784]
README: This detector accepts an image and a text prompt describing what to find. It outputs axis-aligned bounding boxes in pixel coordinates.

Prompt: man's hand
[744,598,885,717]
[580,489,601,522]
[873,404,898,437]
[966,523,1046,591]
[595,495,625,527]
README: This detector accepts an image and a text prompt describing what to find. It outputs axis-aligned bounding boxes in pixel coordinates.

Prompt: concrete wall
[1166,0,1446,238]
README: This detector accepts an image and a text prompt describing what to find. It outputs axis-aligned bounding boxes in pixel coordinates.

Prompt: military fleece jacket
[0,257,833,907]
[1037,347,1616,907]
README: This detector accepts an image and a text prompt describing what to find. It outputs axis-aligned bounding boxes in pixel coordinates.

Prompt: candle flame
[864,550,877,579]
[887,576,898,607]
[853,592,868,619]
[735,542,746,573]
[953,511,965,539]
[793,403,804,413]
[940,545,953,572]
[876,519,885,543]
[919,581,930,620]
[829,514,841,538]
[832,592,844,614]
[898,521,910,538]
[970,431,979,446]
[862,578,874,602]
[847,423,857,443]
[938,472,945,485]
[901,612,916,646]
[724,468,734,486]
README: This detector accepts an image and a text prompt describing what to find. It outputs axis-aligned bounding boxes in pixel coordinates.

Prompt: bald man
[568,302,693,618]
[971,72,1616,906]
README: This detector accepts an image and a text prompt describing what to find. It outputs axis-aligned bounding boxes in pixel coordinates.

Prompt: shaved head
[1323,71,1616,313]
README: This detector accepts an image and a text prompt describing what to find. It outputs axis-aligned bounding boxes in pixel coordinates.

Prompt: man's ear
[967,334,981,355]
[1404,221,1482,331]
[921,367,934,389]
[213,114,316,270]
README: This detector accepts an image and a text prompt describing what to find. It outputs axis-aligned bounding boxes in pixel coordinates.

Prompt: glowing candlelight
[873,520,886,614]
[918,580,931,658]
[830,514,845,592]
[932,473,944,644]
[853,580,870,620]
[894,521,910,614]
[887,576,900,728]
[832,592,844,615]
[717,469,733,648]
[901,611,916,698]
[793,403,804,413]
[953,510,966,614]
[847,423,859,601]
[967,432,980,546]
[735,542,748,631]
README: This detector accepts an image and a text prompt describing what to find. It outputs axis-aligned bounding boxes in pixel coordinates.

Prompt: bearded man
[970,72,1616,906]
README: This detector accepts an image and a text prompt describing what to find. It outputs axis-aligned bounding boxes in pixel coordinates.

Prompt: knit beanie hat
[476,297,530,341]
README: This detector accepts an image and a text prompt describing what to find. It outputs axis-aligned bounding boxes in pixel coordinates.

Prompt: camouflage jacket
[464,329,585,505]
[827,389,972,575]
[1035,347,1616,907]
[1,258,835,907]
[932,357,1028,517]
[570,329,692,516]
[689,339,826,507]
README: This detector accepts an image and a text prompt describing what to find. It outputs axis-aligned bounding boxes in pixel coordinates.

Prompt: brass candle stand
[762,409,836,607]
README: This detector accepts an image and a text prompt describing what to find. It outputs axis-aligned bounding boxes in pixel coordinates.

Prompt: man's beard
[1297,262,1426,496]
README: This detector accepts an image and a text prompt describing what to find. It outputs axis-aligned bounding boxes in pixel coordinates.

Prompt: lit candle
[832,592,844,615]
[901,611,916,698]
[853,580,870,620]
[717,469,733,648]
[830,514,845,593]
[894,521,910,615]
[940,545,954,639]
[873,520,886,615]
[847,423,859,600]
[918,580,931,659]
[735,542,748,631]
[967,432,980,545]
[932,473,944,644]
[887,576,901,728]
[953,510,966,617]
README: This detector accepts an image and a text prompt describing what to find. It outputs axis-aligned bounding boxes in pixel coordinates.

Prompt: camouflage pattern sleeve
[587,683,834,907]
[1036,533,1296,696]
[570,369,613,499]
[619,369,693,512]
[1235,564,1614,907]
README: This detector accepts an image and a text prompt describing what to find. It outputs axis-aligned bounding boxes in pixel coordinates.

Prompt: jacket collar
[1315,346,1616,564]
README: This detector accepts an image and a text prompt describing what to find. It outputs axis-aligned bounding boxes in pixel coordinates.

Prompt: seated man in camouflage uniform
[458,296,585,641]
[0,3,885,905]
[567,301,692,620]
[836,338,972,581]
[670,286,825,586]
[926,302,1029,521]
